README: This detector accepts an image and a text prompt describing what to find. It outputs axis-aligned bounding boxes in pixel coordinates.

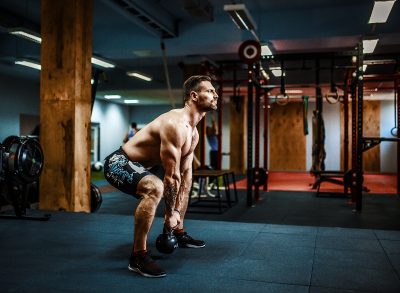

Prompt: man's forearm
[163,181,178,215]
[175,177,192,212]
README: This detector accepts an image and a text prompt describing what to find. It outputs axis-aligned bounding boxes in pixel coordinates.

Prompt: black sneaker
[128,252,166,278]
[175,232,206,248]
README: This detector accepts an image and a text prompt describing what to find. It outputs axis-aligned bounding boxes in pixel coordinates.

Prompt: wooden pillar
[39,0,93,212]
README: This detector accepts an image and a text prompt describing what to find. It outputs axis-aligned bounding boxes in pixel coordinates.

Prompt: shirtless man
[103,75,218,278]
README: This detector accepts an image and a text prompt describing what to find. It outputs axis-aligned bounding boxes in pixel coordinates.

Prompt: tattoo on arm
[164,182,178,214]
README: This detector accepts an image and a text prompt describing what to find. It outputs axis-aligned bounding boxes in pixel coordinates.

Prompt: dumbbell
[156,225,178,254]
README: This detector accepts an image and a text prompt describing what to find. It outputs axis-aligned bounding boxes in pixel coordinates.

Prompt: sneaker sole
[180,243,206,248]
[128,265,166,278]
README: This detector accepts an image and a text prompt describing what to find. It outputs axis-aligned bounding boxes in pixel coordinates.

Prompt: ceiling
[0,0,399,105]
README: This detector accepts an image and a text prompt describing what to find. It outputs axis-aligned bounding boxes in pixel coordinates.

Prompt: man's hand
[164,210,181,230]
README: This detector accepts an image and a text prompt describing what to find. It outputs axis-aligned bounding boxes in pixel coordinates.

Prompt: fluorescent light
[261,44,273,56]
[124,99,139,104]
[369,1,396,23]
[126,71,152,82]
[9,29,42,43]
[285,89,303,94]
[91,79,94,85]
[104,95,121,99]
[224,4,257,31]
[270,67,283,77]
[15,60,41,70]
[363,64,368,72]
[91,57,115,68]
[362,38,379,54]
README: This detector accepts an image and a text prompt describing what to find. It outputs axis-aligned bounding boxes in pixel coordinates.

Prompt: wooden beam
[39,0,92,212]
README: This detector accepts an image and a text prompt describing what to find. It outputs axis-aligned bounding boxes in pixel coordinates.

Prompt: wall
[92,100,130,161]
[130,105,175,126]
[0,74,40,141]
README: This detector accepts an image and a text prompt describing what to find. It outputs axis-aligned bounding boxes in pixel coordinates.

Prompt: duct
[0,8,40,34]
[184,0,213,22]
[103,0,177,38]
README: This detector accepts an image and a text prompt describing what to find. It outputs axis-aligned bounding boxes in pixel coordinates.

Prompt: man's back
[123,108,198,168]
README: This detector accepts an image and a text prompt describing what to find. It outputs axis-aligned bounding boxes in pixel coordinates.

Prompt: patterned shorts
[103,147,164,198]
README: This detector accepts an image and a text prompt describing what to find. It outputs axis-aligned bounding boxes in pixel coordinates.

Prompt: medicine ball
[91,161,104,172]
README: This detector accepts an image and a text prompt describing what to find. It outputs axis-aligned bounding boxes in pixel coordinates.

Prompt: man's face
[194,81,218,111]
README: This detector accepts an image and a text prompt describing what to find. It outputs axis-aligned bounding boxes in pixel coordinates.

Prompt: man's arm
[159,122,186,226]
[175,153,194,213]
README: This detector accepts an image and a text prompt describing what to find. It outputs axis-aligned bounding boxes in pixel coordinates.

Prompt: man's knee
[137,175,164,201]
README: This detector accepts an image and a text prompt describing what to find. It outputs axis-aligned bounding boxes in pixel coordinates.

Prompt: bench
[188,169,238,214]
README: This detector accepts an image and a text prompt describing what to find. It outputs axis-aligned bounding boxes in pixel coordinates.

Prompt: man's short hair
[183,75,211,103]
[131,122,137,128]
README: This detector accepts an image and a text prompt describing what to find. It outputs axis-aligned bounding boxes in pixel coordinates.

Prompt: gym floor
[1,180,400,292]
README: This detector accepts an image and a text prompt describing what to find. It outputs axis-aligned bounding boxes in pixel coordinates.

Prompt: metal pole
[254,75,261,201]
[343,72,350,172]
[396,79,400,195]
[350,74,357,203]
[217,70,223,170]
[355,42,364,212]
[247,65,254,207]
[263,91,269,191]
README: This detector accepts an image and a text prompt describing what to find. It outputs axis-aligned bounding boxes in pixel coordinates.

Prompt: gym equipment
[5,136,44,182]
[90,183,102,212]
[275,59,289,106]
[238,40,261,64]
[155,226,178,254]
[91,161,103,171]
[2,135,19,151]
[252,167,267,186]
[0,136,50,221]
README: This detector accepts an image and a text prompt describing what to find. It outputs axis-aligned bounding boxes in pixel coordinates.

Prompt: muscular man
[103,75,218,278]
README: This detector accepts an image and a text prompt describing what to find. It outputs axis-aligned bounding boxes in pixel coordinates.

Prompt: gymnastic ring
[325,92,340,104]
[275,94,289,106]
[390,127,397,137]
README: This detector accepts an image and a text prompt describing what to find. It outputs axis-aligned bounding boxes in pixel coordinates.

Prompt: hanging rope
[161,40,175,108]
[391,79,398,137]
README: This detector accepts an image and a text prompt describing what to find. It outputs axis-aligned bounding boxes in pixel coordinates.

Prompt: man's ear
[190,91,198,102]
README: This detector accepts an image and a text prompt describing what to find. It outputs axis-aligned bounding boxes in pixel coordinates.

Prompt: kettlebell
[156,226,178,254]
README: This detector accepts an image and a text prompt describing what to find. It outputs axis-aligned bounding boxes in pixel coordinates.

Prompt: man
[103,75,218,278]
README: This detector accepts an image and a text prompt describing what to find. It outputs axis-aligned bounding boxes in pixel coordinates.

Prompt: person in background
[123,122,139,143]
[206,118,218,170]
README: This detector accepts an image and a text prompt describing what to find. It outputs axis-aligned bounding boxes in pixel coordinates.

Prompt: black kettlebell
[156,226,178,254]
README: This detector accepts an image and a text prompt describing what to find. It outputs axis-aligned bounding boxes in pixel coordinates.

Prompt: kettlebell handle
[163,225,174,235]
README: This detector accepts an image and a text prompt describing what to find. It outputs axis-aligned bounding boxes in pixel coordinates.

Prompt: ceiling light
[124,99,140,104]
[224,4,257,31]
[104,95,121,99]
[285,89,303,94]
[261,44,273,56]
[368,1,396,23]
[362,38,379,54]
[126,71,152,82]
[270,67,283,77]
[91,57,115,68]
[9,28,42,43]
[15,59,41,70]
[363,64,368,72]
